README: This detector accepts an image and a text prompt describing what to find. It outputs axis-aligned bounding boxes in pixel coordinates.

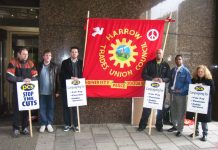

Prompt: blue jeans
[139,108,163,129]
[39,95,54,126]
[62,90,78,127]
[196,122,208,135]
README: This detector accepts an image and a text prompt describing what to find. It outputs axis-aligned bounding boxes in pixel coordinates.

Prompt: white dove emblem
[92,27,104,37]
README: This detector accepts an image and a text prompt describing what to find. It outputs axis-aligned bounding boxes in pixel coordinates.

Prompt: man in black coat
[60,46,83,132]
[138,49,170,132]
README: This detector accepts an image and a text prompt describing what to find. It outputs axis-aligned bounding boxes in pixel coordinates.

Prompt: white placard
[66,78,87,107]
[17,81,39,111]
[187,84,210,114]
[143,81,165,110]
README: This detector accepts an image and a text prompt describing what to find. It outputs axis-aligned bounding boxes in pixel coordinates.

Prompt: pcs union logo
[109,38,138,68]
[71,80,80,85]
[21,84,35,91]
[151,83,160,88]
[194,86,204,91]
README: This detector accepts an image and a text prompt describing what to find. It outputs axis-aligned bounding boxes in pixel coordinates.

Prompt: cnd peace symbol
[147,29,159,41]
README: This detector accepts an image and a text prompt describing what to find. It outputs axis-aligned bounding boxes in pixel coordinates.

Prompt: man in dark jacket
[60,46,83,132]
[138,49,170,132]
[6,47,38,137]
[38,49,59,133]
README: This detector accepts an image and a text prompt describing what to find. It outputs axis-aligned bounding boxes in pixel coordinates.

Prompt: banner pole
[83,10,90,69]
[28,110,33,137]
[193,113,198,139]
[77,106,81,132]
[131,98,134,125]
[148,109,153,135]
[162,12,172,53]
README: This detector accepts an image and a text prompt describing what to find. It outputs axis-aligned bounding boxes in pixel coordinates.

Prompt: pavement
[0,122,218,150]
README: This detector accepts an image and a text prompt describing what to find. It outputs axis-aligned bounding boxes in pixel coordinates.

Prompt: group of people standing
[6,47,215,142]
[6,47,82,137]
[137,49,215,142]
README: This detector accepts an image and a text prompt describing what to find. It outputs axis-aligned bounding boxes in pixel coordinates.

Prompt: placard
[143,81,165,110]
[17,81,39,111]
[187,84,210,114]
[66,78,87,107]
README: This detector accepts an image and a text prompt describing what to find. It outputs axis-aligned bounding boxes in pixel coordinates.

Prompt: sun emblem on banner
[108,38,138,68]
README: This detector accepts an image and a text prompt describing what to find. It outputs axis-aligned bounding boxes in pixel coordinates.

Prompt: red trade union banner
[83,18,165,98]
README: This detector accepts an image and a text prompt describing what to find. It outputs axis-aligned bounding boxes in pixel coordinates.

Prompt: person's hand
[71,77,79,81]
[174,89,181,93]
[197,83,203,85]
[152,78,162,83]
[23,78,31,84]
[152,78,159,82]
[55,93,59,97]
[157,78,163,83]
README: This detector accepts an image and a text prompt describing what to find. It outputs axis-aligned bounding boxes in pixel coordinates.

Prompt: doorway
[12,34,38,65]
[1,28,39,118]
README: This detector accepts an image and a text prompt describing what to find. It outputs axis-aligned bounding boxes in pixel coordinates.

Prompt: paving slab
[96,142,118,150]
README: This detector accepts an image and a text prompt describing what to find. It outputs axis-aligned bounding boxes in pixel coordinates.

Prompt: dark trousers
[39,95,55,126]
[139,108,163,129]
[62,91,78,127]
[12,92,28,130]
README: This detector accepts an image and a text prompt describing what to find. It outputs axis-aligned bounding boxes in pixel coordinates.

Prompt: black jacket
[38,61,59,96]
[60,58,83,90]
[186,77,215,122]
[141,58,170,83]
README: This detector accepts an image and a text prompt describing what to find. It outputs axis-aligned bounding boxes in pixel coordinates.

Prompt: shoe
[200,135,207,141]
[39,125,46,133]
[74,126,79,132]
[137,127,145,132]
[156,128,163,132]
[63,126,71,132]
[189,132,199,137]
[13,129,20,138]
[47,124,54,133]
[176,131,182,137]
[167,127,177,132]
[22,128,29,135]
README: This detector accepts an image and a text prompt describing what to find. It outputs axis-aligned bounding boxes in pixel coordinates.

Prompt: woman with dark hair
[187,65,215,141]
